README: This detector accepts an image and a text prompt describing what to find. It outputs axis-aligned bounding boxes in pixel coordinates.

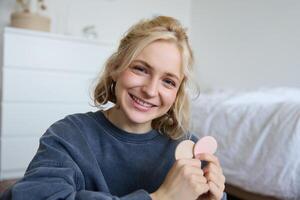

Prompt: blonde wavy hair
[93,16,196,139]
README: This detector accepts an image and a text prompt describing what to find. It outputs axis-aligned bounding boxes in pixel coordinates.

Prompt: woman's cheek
[121,71,144,86]
[162,89,178,105]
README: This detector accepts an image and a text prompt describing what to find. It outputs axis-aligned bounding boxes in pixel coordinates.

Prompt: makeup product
[175,136,217,160]
[175,140,195,160]
[193,136,217,156]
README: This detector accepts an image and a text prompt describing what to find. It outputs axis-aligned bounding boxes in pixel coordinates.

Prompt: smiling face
[108,40,183,133]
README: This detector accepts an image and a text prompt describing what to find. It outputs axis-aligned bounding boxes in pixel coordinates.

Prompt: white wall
[2,1,300,90]
[0,0,192,45]
[191,0,300,90]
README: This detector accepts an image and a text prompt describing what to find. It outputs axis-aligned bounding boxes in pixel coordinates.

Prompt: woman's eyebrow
[133,59,180,81]
[165,72,180,82]
[133,60,151,68]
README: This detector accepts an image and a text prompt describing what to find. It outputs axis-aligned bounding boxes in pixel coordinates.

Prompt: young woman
[1,16,226,200]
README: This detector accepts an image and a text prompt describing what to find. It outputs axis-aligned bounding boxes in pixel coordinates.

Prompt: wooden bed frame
[0,179,18,194]
[225,183,279,200]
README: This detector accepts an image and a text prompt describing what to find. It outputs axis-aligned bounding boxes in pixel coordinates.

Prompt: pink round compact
[193,136,217,156]
[175,140,195,160]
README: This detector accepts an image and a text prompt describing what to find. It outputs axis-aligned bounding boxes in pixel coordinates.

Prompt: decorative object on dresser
[10,0,50,32]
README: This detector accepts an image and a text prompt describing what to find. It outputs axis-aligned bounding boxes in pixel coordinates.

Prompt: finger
[190,165,205,177]
[196,174,208,184]
[208,181,225,200]
[203,162,223,175]
[205,171,225,189]
[194,183,210,196]
[198,176,208,184]
[178,165,208,186]
[180,164,204,178]
[195,153,221,167]
[189,173,208,185]
[176,158,202,168]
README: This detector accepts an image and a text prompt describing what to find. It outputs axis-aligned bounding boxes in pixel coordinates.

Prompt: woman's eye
[163,79,176,88]
[132,66,147,74]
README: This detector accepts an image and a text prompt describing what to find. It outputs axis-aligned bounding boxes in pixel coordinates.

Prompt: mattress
[190,87,300,200]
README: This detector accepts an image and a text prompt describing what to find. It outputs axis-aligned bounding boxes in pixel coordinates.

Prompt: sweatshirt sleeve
[0,117,152,200]
[221,192,227,200]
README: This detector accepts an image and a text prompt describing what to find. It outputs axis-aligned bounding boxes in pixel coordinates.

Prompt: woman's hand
[196,153,226,200]
[150,158,209,200]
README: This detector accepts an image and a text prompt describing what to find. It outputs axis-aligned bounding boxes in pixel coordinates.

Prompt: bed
[190,87,300,200]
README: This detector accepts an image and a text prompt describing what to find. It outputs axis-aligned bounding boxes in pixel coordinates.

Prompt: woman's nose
[142,78,159,97]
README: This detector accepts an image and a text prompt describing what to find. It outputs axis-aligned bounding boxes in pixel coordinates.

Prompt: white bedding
[190,87,300,200]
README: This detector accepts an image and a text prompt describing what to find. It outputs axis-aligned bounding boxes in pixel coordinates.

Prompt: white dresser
[0,27,114,180]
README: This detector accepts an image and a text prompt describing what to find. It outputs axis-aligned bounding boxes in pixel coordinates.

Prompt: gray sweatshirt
[1,111,226,200]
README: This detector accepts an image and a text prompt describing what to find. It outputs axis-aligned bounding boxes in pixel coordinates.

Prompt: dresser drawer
[0,137,39,179]
[4,28,114,72]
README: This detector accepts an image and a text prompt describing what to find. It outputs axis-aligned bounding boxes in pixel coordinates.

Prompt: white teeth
[131,94,153,107]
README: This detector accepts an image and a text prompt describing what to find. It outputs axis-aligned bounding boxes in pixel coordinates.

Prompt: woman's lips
[129,93,157,111]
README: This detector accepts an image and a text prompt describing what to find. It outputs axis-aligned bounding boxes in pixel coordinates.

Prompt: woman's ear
[109,63,120,81]
[111,71,118,82]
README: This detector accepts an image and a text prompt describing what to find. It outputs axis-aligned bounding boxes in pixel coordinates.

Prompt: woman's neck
[103,108,152,134]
